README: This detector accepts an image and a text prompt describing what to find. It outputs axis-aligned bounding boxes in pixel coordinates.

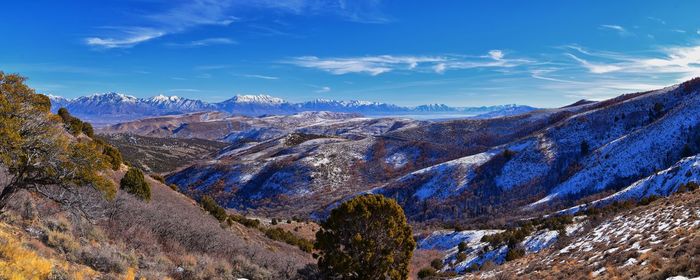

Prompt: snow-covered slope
[472,190,700,279]
[367,80,700,221]
[559,154,700,215]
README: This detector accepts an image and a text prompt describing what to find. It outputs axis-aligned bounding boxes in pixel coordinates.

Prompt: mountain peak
[230,94,286,104]
[79,92,138,104]
[149,94,182,103]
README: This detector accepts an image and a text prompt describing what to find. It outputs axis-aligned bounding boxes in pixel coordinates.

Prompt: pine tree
[0,72,115,209]
[315,194,416,280]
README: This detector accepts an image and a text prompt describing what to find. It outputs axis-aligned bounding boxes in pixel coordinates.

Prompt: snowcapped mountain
[48,93,537,125]
[227,94,286,104]
[141,94,213,111]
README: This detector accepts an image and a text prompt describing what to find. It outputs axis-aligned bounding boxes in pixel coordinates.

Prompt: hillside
[0,73,313,279]
[1,167,314,279]
[462,189,699,279]
[99,133,229,174]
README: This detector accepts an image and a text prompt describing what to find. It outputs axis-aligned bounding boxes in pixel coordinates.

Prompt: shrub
[264,227,314,253]
[417,267,437,279]
[638,195,659,206]
[455,252,467,262]
[78,246,127,273]
[102,145,123,171]
[678,181,699,192]
[229,214,260,228]
[200,196,227,222]
[430,258,444,270]
[580,140,589,155]
[57,107,89,136]
[458,241,468,252]
[81,122,94,138]
[502,149,515,160]
[481,225,534,248]
[315,194,416,279]
[169,184,179,191]
[150,174,165,184]
[539,215,573,231]
[120,168,151,201]
[45,230,79,254]
[505,247,525,261]
[682,144,694,158]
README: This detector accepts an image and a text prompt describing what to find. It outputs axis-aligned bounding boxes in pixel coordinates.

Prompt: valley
[91,78,700,279]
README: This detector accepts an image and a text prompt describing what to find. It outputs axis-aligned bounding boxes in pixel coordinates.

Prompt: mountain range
[48,92,537,125]
[96,78,700,278]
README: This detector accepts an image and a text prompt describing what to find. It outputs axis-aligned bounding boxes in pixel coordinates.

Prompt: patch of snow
[521,230,559,253]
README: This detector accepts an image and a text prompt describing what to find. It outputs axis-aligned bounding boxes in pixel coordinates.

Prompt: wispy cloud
[243,74,279,80]
[166,37,237,48]
[600,24,632,36]
[565,54,622,74]
[567,45,700,81]
[243,0,391,24]
[85,0,236,49]
[315,86,331,93]
[85,27,166,49]
[646,17,666,25]
[194,65,230,71]
[85,0,390,49]
[287,55,438,75]
[287,50,531,75]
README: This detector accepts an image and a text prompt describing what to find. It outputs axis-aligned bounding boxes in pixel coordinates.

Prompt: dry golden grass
[0,223,52,280]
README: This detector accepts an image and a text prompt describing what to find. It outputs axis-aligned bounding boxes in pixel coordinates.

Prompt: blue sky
[2,1,700,107]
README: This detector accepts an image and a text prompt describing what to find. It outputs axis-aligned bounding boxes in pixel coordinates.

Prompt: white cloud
[315,86,331,93]
[567,45,700,81]
[85,27,165,48]
[566,54,622,74]
[647,17,666,25]
[243,0,391,24]
[194,65,230,71]
[600,24,631,36]
[288,51,531,75]
[433,63,446,74]
[86,0,235,49]
[489,50,504,60]
[85,0,391,49]
[243,74,279,80]
[287,55,443,75]
[167,37,237,47]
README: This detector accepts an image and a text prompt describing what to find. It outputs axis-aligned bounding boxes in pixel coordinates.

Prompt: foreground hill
[0,72,313,279]
[464,189,699,279]
[1,165,313,279]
